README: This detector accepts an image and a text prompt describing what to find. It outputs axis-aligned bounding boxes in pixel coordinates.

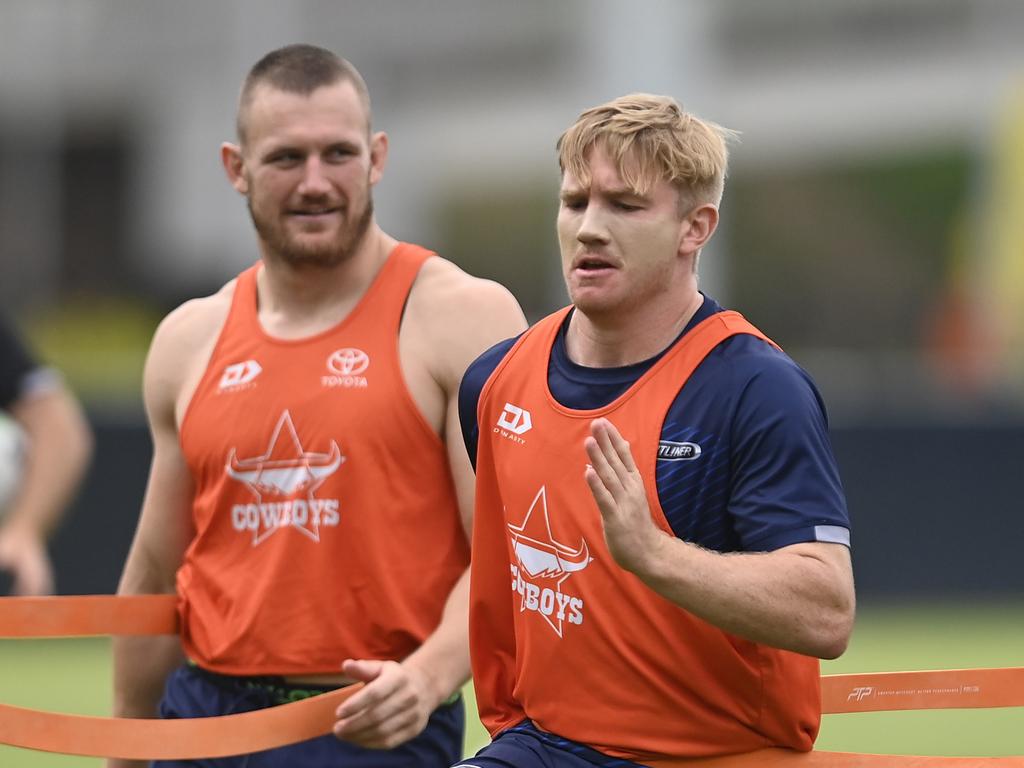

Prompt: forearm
[585,417,854,659]
[633,536,854,658]
[111,634,183,716]
[400,567,471,708]
[7,389,92,536]
[108,551,184,768]
[112,530,185,715]
[106,634,183,768]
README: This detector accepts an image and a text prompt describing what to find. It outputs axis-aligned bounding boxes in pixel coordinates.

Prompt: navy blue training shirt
[458,295,850,553]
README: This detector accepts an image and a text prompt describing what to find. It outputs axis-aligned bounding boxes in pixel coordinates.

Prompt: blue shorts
[152,663,464,768]
[454,721,647,768]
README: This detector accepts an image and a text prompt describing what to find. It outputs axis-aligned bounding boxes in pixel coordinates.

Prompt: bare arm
[390,394,475,703]
[399,274,526,702]
[585,417,854,659]
[107,300,218,768]
[334,265,527,749]
[110,428,193,722]
[0,383,92,595]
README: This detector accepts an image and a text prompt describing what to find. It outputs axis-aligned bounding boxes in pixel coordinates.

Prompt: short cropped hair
[557,93,736,208]
[236,44,371,144]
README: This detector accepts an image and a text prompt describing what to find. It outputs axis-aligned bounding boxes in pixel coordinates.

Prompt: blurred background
[1,0,1023,759]
[1,0,1022,600]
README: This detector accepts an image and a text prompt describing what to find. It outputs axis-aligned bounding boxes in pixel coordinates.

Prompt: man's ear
[679,203,719,256]
[368,131,388,186]
[221,142,248,195]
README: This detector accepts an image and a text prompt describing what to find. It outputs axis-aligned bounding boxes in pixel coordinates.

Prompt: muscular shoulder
[143,280,236,424]
[728,337,826,423]
[684,335,819,421]
[662,333,847,552]
[409,257,524,336]
[405,256,527,386]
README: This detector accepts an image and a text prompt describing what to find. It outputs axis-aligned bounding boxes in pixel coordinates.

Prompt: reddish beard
[248,195,374,269]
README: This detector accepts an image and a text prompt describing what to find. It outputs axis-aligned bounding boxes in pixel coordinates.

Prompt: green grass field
[1,600,1021,766]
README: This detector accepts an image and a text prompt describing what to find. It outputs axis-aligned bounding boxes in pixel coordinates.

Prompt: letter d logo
[497,403,532,435]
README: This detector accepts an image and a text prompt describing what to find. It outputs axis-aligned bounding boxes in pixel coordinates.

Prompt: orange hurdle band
[1,596,1022,763]
[0,687,359,760]
[822,667,1024,714]
[0,594,178,637]
[0,594,362,759]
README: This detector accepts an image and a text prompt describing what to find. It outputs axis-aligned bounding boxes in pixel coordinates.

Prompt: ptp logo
[847,686,874,701]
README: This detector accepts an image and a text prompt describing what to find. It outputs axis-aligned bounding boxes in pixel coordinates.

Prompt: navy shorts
[454,721,647,768]
[152,663,464,767]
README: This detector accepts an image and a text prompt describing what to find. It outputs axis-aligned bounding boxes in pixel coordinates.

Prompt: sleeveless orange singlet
[470,308,820,764]
[178,243,468,675]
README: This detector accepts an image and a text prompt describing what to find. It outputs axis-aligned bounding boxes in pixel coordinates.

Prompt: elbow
[32,388,95,477]
[815,631,850,660]
[800,623,851,660]
[810,602,856,660]
[806,547,856,659]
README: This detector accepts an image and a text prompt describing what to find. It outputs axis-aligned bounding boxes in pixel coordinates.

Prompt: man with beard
[109,45,525,768]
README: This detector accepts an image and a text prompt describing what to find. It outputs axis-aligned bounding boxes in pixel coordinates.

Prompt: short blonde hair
[557,93,736,207]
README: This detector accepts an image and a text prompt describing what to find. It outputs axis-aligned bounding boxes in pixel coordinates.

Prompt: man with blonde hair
[455,93,854,766]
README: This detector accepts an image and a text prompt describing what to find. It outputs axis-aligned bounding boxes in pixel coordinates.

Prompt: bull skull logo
[226,410,344,544]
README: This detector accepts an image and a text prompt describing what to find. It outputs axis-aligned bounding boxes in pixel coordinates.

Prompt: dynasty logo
[218,360,262,392]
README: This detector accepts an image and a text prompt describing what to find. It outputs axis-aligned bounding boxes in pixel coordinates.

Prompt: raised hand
[583,417,664,574]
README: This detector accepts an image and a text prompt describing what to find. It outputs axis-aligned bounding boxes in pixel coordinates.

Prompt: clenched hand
[333,659,435,750]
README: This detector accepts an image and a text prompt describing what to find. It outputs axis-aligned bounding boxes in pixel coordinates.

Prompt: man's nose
[576,205,609,244]
[298,157,331,195]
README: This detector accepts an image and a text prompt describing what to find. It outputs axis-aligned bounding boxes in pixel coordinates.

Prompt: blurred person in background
[457,93,855,767]
[109,44,525,768]
[0,313,93,596]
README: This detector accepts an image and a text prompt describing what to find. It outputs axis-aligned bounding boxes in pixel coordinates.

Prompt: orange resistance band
[822,667,1024,714]
[654,750,1024,767]
[0,594,178,637]
[0,594,362,759]
[0,596,1022,763]
[0,687,359,760]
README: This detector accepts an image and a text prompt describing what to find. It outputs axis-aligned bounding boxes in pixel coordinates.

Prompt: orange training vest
[470,307,820,763]
[178,243,468,675]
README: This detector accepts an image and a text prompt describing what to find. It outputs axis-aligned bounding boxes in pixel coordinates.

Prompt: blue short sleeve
[655,335,850,553]
[727,352,850,551]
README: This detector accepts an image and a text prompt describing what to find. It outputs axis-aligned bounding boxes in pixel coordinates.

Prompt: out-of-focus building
[3,0,1023,600]
[1,0,1024,419]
